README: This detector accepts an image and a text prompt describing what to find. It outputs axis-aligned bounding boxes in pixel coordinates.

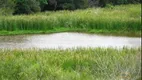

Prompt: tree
[14,0,41,14]
[38,0,48,11]
[0,0,16,15]
[73,0,89,9]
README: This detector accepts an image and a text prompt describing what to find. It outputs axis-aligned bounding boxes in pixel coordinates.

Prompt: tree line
[0,0,140,15]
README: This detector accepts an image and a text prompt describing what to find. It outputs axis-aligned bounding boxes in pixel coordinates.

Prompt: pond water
[0,32,141,49]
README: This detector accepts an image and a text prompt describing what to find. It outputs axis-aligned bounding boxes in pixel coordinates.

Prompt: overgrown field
[0,4,141,36]
[0,48,141,80]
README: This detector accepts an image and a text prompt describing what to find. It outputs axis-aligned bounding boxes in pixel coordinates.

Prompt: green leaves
[14,0,41,14]
[39,0,48,4]
[0,0,16,15]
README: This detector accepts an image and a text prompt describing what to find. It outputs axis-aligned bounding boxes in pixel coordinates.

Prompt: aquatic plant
[0,47,141,80]
[0,4,141,36]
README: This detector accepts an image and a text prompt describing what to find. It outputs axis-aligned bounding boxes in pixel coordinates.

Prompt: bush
[14,0,41,14]
[56,0,89,10]
[56,0,74,10]
[62,3,75,10]
[73,0,89,9]
[0,0,141,14]
[50,0,141,10]
[0,0,16,15]
[38,0,48,11]
[99,0,141,6]
[87,0,141,7]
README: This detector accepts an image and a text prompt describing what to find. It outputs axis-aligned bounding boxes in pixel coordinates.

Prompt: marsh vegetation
[0,48,141,80]
[0,4,141,36]
[0,1,141,80]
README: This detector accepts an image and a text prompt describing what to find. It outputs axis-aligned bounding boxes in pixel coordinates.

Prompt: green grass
[0,48,141,80]
[0,4,141,36]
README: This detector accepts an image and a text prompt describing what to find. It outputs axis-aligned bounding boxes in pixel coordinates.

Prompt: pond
[0,32,141,49]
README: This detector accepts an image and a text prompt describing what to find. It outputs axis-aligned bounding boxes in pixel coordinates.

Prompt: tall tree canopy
[0,0,140,15]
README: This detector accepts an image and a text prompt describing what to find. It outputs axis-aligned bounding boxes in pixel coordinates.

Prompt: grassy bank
[0,48,141,80]
[0,4,141,36]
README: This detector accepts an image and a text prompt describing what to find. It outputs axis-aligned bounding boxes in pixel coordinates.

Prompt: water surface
[0,32,141,49]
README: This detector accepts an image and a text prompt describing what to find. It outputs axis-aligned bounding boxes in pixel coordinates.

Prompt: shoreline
[0,29,140,37]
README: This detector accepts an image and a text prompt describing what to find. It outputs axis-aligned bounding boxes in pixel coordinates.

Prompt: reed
[0,47,141,80]
[0,4,141,36]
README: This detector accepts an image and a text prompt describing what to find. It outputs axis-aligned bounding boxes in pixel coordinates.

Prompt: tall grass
[0,47,141,80]
[0,4,141,36]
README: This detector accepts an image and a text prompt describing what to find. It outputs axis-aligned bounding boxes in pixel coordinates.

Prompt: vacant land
[0,4,141,36]
[0,48,141,80]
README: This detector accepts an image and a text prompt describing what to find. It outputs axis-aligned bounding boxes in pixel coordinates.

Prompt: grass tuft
[0,4,141,36]
[0,47,141,80]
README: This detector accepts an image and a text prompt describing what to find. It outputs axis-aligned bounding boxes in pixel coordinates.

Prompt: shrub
[38,0,48,11]
[0,0,16,15]
[14,0,41,14]
[73,0,89,9]
[89,0,141,7]
[48,0,141,10]
[62,3,75,10]
[100,0,141,6]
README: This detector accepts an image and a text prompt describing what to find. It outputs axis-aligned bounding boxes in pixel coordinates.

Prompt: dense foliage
[14,0,41,14]
[0,4,141,36]
[0,48,141,80]
[0,0,141,15]
[0,0,16,15]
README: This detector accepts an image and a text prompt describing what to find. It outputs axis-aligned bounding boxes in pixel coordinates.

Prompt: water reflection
[0,32,141,49]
